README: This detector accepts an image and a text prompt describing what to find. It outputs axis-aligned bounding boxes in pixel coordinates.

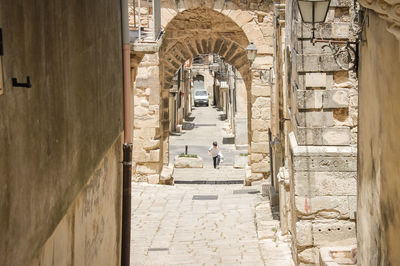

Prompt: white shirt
[208,146,220,157]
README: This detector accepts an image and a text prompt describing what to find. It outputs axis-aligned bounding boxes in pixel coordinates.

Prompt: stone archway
[132,3,273,184]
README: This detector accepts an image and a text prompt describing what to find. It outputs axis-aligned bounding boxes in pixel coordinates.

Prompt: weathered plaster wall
[31,136,122,266]
[357,10,400,266]
[0,1,123,265]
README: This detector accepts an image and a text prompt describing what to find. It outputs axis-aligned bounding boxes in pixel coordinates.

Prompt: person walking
[208,141,220,169]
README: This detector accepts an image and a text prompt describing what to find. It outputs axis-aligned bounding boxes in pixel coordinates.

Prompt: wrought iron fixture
[296,0,364,71]
[297,0,330,40]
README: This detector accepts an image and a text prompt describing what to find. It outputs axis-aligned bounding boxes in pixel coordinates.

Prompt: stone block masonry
[272,0,360,262]
[131,2,275,184]
[133,53,163,183]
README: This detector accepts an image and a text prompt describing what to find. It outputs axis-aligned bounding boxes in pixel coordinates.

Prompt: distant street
[169,106,242,167]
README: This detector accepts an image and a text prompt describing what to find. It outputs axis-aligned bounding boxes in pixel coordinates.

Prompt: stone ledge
[160,166,174,185]
[174,155,203,168]
[297,127,351,146]
[289,132,357,157]
[319,245,357,266]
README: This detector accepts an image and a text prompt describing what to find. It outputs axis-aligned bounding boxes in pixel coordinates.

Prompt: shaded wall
[357,11,400,266]
[0,0,123,265]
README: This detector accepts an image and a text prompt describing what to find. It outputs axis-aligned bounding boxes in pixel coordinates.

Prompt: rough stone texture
[174,155,203,168]
[297,90,324,109]
[295,195,353,219]
[233,154,248,168]
[297,111,334,128]
[298,247,320,265]
[312,220,356,246]
[294,172,356,197]
[305,73,327,88]
[160,166,174,184]
[296,221,313,247]
[0,1,124,265]
[133,53,163,182]
[322,127,350,146]
[319,245,357,266]
[132,4,275,183]
[271,0,360,263]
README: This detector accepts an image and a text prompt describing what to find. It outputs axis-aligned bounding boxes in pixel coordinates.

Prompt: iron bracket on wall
[12,76,31,88]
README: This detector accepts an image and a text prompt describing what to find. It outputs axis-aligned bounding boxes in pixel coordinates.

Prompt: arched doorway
[132,5,273,185]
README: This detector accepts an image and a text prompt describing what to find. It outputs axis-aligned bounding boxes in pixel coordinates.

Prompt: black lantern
[297,0,330,40]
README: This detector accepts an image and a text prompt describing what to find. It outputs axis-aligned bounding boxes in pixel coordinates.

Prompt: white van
[193,90,209,107]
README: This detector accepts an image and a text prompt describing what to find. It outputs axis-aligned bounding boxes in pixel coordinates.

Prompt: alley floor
[130,182,294,265]
[169,105,241,166]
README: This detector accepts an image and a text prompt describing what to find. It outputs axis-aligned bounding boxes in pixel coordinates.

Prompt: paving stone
[131,182,294,265]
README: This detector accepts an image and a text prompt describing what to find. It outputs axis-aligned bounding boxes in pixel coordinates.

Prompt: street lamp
[297,0,330,41]
[245,42,257,65]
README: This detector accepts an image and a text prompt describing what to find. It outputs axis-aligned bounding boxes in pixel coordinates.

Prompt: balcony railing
[130,0,162,44]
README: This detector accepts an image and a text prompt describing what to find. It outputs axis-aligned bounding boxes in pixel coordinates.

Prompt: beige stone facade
[131,0,274,184]
[270,0,359,264]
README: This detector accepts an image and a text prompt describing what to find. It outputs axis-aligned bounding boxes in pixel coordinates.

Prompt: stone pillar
[132,53,162,184]
[247,64,272,183]
[234,73,248,149]
[278,0,359,264]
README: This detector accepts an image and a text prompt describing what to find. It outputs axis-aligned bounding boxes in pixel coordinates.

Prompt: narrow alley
[130,182,292,265]
[131,104,293,265]
[3,1,400,266]
[169,104,238,167]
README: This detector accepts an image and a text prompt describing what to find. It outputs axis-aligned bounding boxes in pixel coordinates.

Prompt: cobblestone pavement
[131,183,294,265]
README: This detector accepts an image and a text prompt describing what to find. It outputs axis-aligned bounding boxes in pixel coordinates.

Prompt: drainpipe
[121,0,132,266]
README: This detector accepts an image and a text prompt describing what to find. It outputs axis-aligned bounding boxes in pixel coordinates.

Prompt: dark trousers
[213,155,220,168]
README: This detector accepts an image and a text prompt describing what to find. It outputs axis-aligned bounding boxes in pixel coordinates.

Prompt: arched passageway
[132,4,274,185]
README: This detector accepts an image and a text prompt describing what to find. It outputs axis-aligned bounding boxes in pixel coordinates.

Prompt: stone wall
[356,8,400,266]
[31,136,123,266]
[274,0,359,264]
[234,70,248,148]
[0,0,124,265]
[132,1,275,184]
[133,53,162,184]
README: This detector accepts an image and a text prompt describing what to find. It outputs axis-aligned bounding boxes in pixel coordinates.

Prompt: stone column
[279,0,359,264]
[246,64,272,184]
[132,53,162,184]
[234,71,248,149]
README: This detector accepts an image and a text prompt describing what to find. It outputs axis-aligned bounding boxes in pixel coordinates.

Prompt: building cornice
[358,0,400,42]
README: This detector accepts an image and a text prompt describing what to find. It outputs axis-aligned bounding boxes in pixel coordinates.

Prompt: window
[195,90,207,96]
